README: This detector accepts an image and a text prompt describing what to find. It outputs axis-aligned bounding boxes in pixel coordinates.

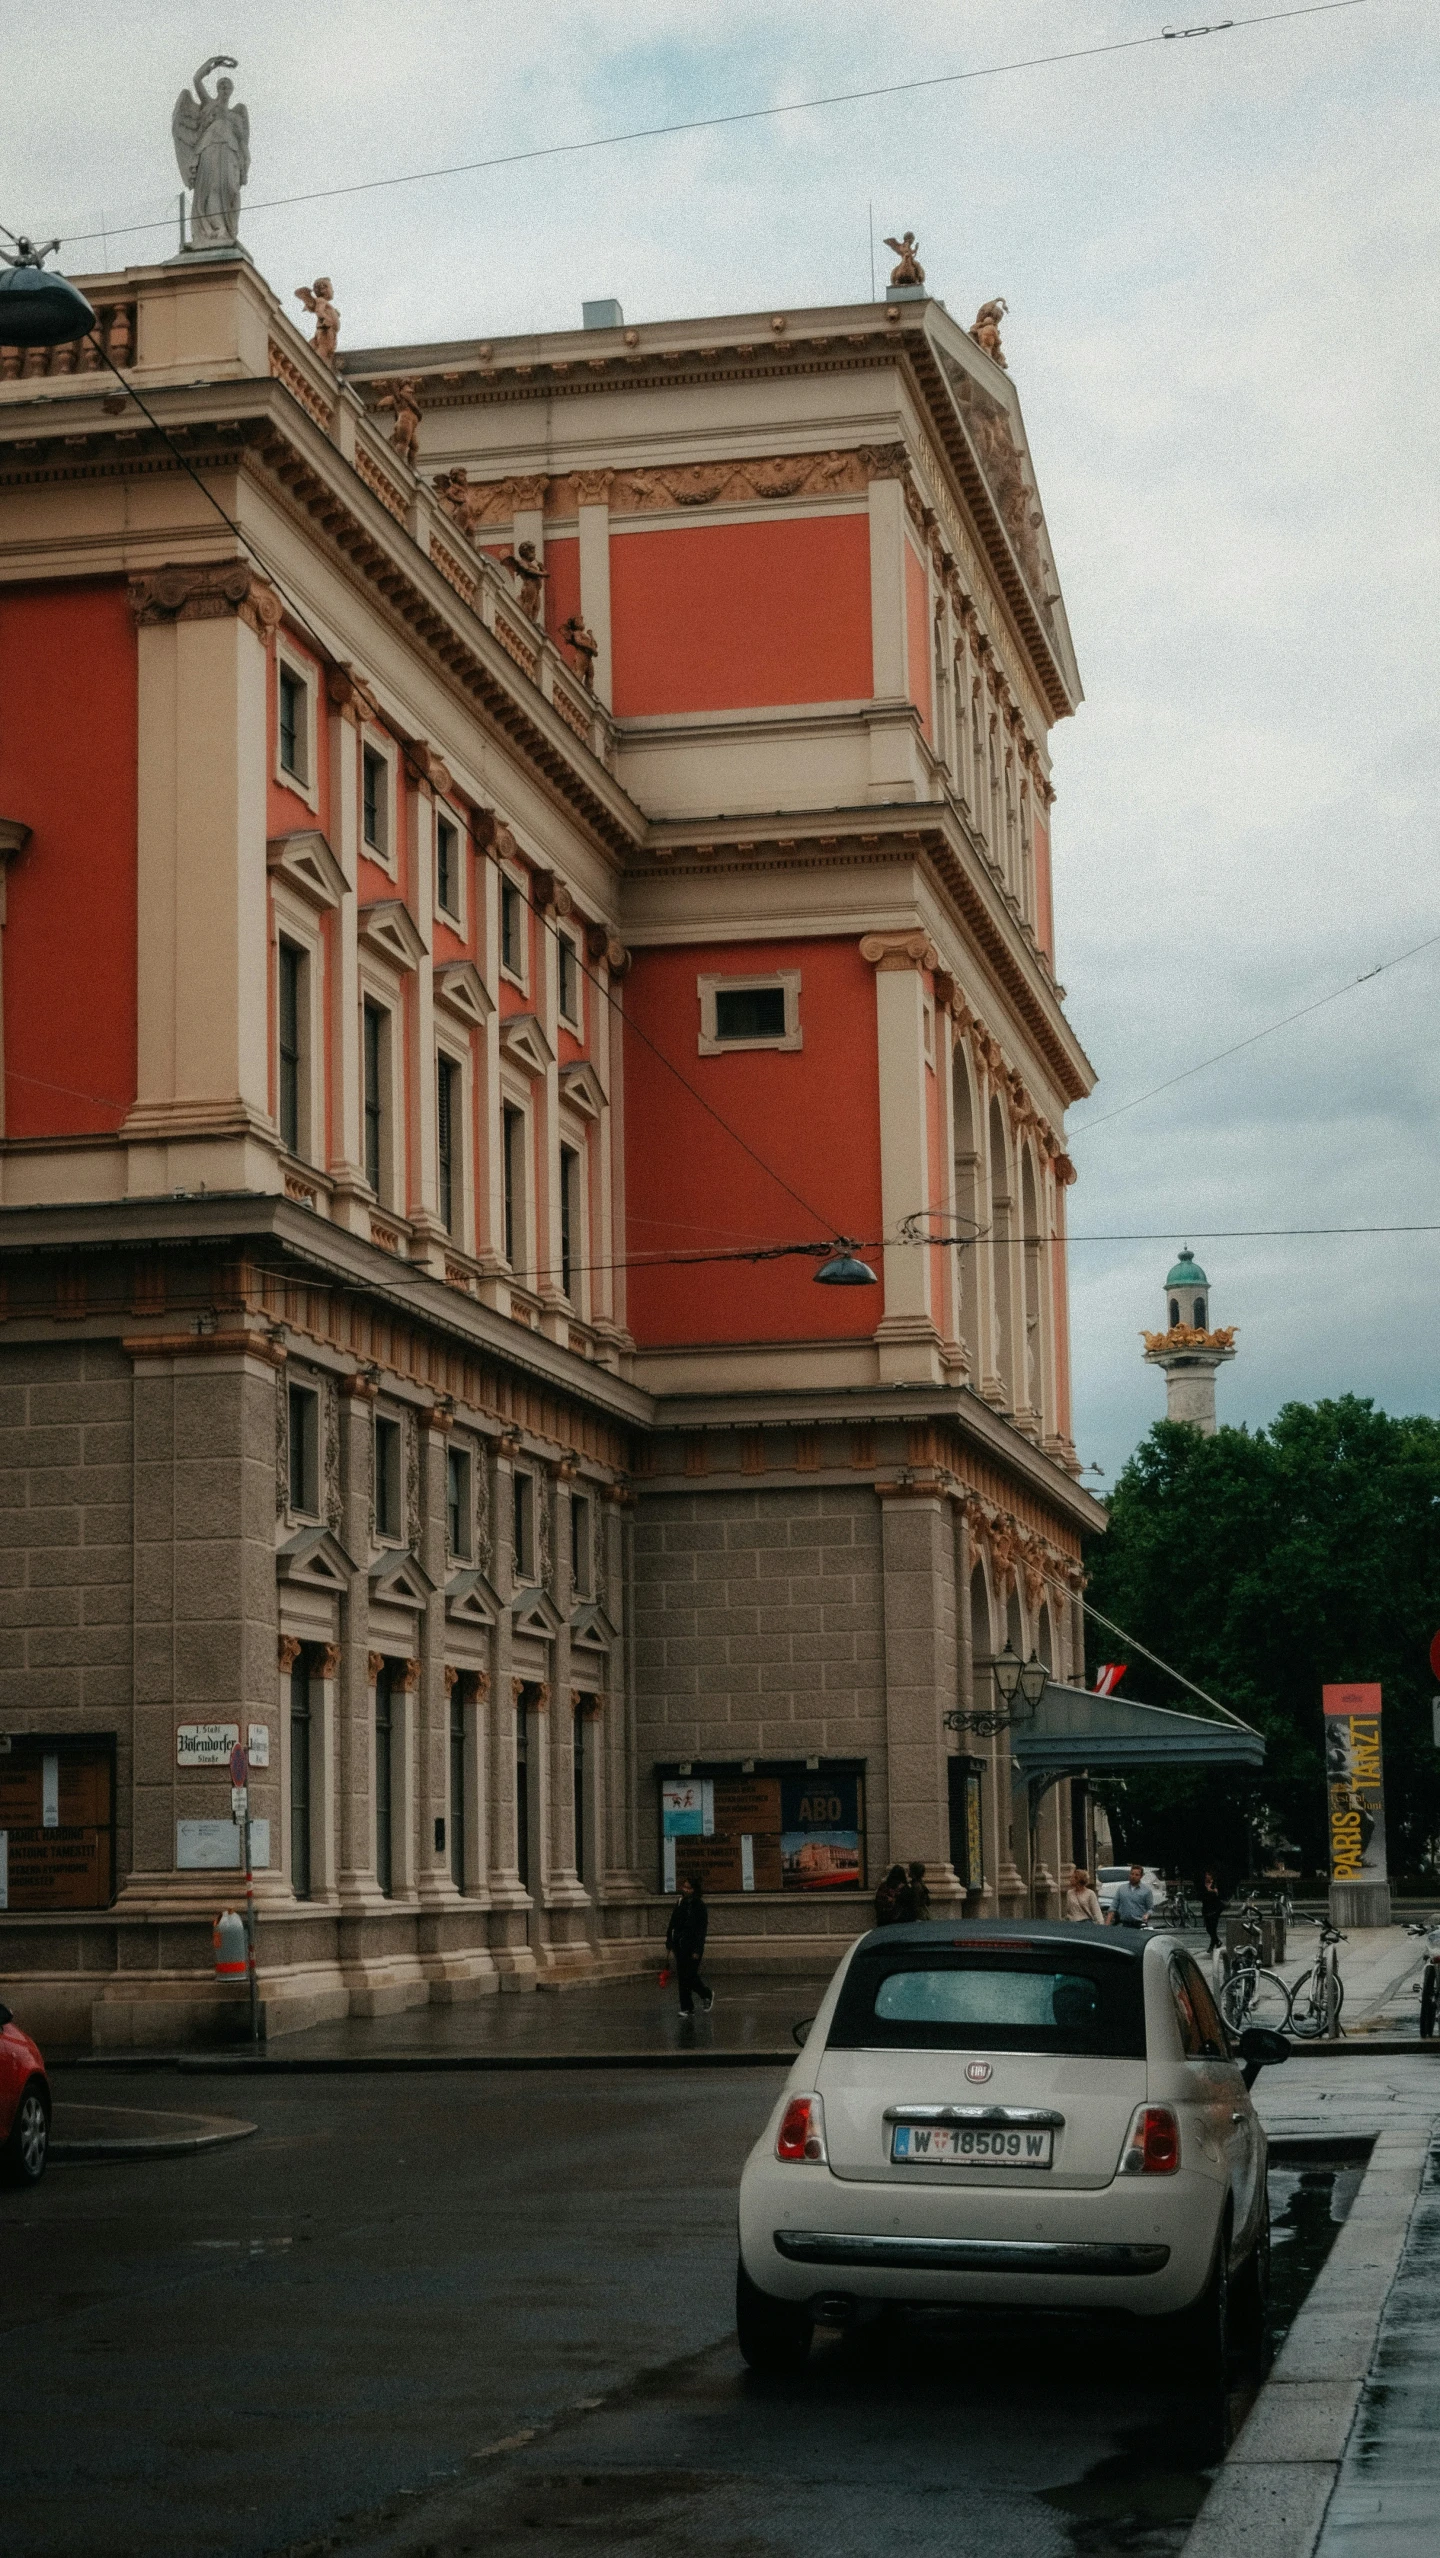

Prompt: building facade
[0,249,1102,2045]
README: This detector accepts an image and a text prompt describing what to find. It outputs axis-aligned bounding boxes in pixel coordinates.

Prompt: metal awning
[1011,1682,1264,1778]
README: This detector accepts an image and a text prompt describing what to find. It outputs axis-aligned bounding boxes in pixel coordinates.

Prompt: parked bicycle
[1284,1923,1346,2039]
[1217,1940,1292,2033]
[1150,1883,1195,1930]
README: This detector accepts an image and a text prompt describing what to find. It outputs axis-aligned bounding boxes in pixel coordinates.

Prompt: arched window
[1169,1298,1180,1328]
[1193,1298,1206,1328]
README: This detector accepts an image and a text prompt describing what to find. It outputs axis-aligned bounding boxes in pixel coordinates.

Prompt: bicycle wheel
[1219,1969,1257,2033]
[1288,1971,1328,2036]
[1322,1969,1344,2038]
[1249,1968,1293,2030]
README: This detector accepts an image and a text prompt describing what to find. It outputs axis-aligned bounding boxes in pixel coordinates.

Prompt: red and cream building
[0,247,1101,2044]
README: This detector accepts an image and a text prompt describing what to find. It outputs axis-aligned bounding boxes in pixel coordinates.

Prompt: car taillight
[776,2094,827,2163]
[1119,2105,1180,2175]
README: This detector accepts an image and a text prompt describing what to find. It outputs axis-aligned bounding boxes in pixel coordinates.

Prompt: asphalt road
[1,2066,1331,2558]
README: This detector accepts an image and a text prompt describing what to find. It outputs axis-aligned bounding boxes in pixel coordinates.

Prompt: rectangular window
[570,1491,591,1597]
[362,745,387,855]
[502,1104,523,1271]
[501,877,524,977]
[290,1652,312,1901]
[512,1470,533,1581]
[437,1053,459,1236]
[278,939,304,1156]
[375,1662,394,1897]
[557,932,579,1025]
[450,1684,466,1891]
[715,984,786,1041]
[436,815,460,921]
[287,1383,319,1516]
[278,667,305,781]
[446,1445,471,1558]
[362,1000,385,1197]
[573,1698,587,1885]
[559,1143,579,1300]
[374,1415,402,1541]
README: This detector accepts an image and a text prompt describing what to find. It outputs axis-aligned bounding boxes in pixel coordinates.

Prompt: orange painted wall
[1034,817,1055,963]
[0,582,137,1135]
[609,516,872,716]
[905,541,932,743]
[623,937,883,1346]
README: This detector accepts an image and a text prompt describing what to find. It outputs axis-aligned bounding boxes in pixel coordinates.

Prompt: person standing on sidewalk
[665,1875,714,2016]
[1200,1870,1225,1952]
[1065,1866,1103,1924]
[874,1864,907,1926]
[902,1861,931,1922]
[1108,1864,1155,1930]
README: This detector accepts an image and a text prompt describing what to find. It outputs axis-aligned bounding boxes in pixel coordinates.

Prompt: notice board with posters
[0,1735,116,1910]
[1322,1683,1387,1888]
[658,1761,865,1895]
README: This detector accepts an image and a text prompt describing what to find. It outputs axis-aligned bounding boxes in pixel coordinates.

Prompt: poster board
[659,1763,864,1895]
[0,1737,115,1910]
[1322,1683,1386,1887]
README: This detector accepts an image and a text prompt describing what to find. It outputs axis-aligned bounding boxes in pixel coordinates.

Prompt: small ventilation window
[714,985,786,1041]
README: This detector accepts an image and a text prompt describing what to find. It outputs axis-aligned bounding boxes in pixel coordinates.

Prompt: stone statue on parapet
[172,57,250,249]
[561,614,598,689]
[501,540,547,623]
[969,298,1009,368]
[376,378,422,464]
[885,232,925,287]
[296,279,339,364]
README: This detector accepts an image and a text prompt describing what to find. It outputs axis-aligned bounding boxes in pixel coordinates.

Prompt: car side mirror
[792,2017,813,2048]
[1237,2023,1289,2088]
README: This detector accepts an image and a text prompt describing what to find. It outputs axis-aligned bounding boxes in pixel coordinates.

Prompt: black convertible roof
[853,1919,1152,1960]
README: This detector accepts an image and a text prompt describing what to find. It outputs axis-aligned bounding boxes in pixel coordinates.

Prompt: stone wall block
[0,1585,80,1628]
[28,1622,129,1670]
[171,1459,244,1542]
[16,1427,85,1470]
[0,1503,82,1551]
[173,1542,242,1620]
[172,1377,248,1460]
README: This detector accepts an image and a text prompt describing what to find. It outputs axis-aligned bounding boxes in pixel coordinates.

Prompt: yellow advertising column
[1322,1682,1391,1929]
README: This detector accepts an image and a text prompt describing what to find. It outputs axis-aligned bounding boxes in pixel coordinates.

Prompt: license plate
[890,2124,1054,2168]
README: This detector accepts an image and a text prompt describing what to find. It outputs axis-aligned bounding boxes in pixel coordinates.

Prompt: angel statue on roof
[172,57,250,249]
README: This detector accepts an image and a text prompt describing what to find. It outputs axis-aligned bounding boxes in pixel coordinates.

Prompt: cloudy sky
[5,0,1435,1481]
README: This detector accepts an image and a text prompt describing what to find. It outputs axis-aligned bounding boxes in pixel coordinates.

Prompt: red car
[0,2002,50,2183]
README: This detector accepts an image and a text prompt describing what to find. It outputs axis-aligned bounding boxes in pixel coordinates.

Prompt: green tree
[1085,1398,1440,1887]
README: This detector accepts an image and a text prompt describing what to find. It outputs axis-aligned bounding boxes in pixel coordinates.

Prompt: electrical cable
[49,2,1381,259]
[1069,925,1440,1139]
[1081,1598,1254,1731]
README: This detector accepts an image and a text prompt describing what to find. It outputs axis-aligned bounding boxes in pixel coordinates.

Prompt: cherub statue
[885,231,925,288]
[969,298,1009,368]
[561,613,599,689]
[172,57,250,249]
[295,278,339,365]
[376,378,422,465]
[501,539,547,623]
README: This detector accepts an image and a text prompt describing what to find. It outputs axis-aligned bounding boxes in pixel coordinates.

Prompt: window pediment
[434,962,494,1029]
[267,829,346,911]
[499,1011,554,1077]
[558,1058,607,1118]
[359,899,426,971]
[276,1524,357,1589]
[445,1565,502,1627]
[368,1547,436,1610]
[510,1585,563,1637]
[569,1599,618,1650]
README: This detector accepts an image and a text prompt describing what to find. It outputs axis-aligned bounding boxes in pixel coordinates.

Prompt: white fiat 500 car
[736,1919,1287,2375]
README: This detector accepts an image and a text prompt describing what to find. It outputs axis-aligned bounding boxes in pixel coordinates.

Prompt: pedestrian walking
[902,1860,931,1922]
[1107,1863,1155,1929]
[874,1863,906,1927]
[1200,1870,1225,1953]
[1064,1865,1103,1924]
[665,1875,714,2016]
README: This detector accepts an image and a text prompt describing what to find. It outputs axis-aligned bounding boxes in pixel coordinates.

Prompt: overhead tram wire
[1069,924,1440,1139]
[51,0,1381,260]
[1,251,848,1245]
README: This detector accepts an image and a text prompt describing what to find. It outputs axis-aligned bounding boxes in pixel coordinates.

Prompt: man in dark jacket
[665,1876,714,2015]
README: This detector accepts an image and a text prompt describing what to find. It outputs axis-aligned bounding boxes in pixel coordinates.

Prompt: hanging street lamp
[0,237,97,347]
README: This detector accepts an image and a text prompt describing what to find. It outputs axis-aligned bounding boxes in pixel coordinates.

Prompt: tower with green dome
[1141,1247,1236,1432]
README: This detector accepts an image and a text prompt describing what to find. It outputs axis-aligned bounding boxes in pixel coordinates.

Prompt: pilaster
[860,933,945,1384]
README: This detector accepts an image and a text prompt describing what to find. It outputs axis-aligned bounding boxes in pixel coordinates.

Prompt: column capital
[859,929,938,973]
[129,560,282,641]
[278,1634,303,1673]
[318,1644,343,1682]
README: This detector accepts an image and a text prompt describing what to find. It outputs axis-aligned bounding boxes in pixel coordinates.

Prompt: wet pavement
[1312,2133,1440,2555]
[2,2060,1359,2558]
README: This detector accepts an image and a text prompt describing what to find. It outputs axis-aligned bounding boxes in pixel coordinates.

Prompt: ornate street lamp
[945,1645,1050,1738]
[0,238,96,346]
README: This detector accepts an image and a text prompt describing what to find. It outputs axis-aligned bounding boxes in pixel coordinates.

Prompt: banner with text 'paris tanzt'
[1322,1684,1386,1887]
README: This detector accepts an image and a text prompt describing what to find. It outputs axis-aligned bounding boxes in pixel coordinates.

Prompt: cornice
[631,807,1093,1102]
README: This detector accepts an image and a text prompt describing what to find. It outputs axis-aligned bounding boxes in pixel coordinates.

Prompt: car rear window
[827,1946,1147,2057]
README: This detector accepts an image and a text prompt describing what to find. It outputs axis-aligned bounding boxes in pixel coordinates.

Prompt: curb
[50,2112,258,2163]
[1179,2111,1436,2558]
[66,2048,797,2077]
